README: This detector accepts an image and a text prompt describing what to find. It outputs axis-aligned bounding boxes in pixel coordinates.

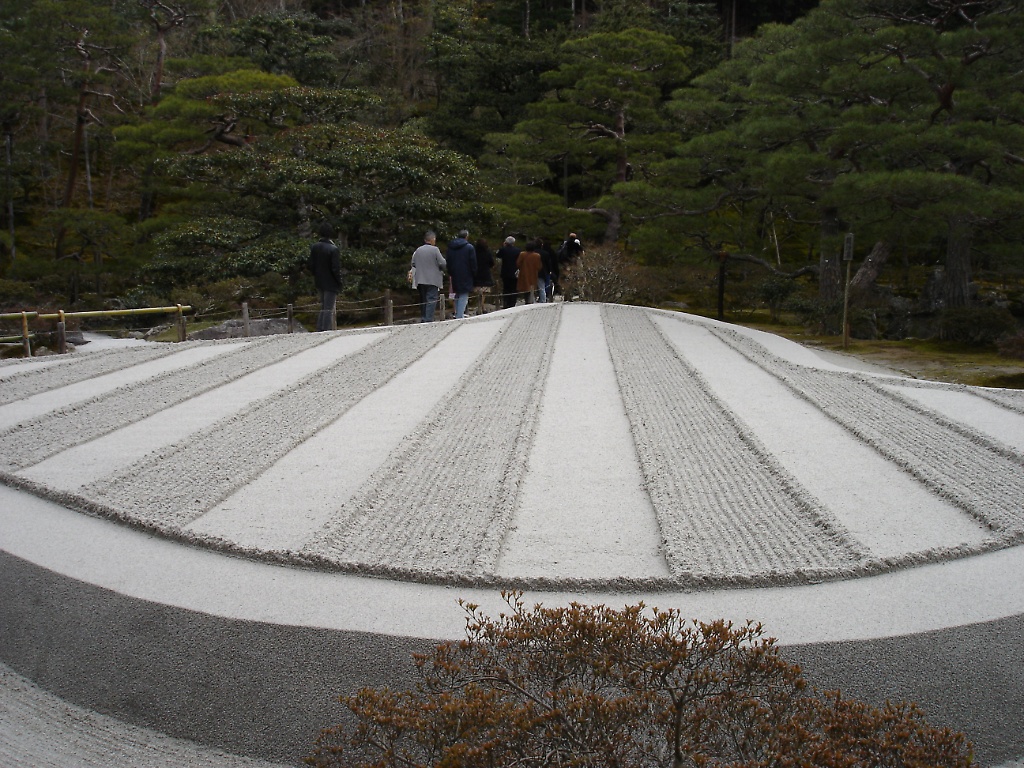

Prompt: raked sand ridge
[2,302,1024,766]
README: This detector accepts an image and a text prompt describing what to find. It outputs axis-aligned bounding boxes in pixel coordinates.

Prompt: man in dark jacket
[446,230,477,319]
[495,236,521,310]
[307,222,343,331]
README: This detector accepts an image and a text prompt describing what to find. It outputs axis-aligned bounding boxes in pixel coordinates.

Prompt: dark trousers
[502,277,518,309]
[316,290,337,331]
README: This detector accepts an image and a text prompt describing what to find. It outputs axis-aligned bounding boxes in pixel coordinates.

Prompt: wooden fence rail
[0,305,192,357]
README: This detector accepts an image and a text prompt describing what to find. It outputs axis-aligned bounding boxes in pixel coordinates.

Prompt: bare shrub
[562,246,643,303]
[308,593,971,768]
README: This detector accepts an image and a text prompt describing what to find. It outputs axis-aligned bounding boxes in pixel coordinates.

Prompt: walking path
[1,303,1022,766]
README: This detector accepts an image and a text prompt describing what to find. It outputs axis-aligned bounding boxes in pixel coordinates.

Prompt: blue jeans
[418,284,439,322]
[454,293,470,318]
[536,278,547,303]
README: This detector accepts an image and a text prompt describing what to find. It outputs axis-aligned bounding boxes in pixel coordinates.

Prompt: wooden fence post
[242,302,251,337]
[56,310,67,354]
[287,304,294,333]
[384,289,393,326]
[176,304,187,342]
[21,311,31,357]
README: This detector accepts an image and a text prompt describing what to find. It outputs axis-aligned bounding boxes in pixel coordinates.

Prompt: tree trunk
[56,84,91,259]
[4,129,14,263]
[153,27,168,102]
[817,207,843,332]
[944,215,972,308]
[603,207,621,244]
[848,239,892,303]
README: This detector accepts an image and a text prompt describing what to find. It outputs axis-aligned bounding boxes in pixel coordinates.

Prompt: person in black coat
[446,229,478,319]
[472,238,495,314]
[538,237,556,301]
[495,236,521,310]
[307,222,343,331]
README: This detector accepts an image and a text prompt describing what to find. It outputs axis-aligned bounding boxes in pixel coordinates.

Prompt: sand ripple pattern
[706,323,1024,534]
[76,323,455,530]
[302,307,559,579]
[0,344,181,405]
[0,334,328,472]
[602,305,862,582]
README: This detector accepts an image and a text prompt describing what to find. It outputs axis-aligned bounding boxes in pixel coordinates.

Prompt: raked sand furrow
[77,323,456,530]
[186,319,507,552]
[602,305,863,582]
[18,333,382,492]
[878,376,1024,419]
[708,324,1024,535]
[495,304,671,581]
[967,386,1024,417]
[0,333,330,472]
[878,382,1024,455]
[0,343,182,405]
[654,315,989,559]
[0,344,238,432]
[302,306,560,578]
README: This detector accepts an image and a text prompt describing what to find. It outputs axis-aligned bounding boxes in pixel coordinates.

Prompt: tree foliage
[1,0,1021,330]
[308,593,972,768]
[624,0,1024,325]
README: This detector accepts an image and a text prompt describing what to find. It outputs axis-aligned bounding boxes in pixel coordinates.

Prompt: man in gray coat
[411,231,446,322]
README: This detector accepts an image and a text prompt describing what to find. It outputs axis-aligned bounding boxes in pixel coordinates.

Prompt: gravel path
[0,662,290,768]
[707,322,1024,536]
[302,307,560,579]
[74,323,456,532]
[0,334,329,472]
[602,305,863,583]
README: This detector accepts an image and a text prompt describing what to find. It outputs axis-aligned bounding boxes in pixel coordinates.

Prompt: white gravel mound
[1,303,1022,592]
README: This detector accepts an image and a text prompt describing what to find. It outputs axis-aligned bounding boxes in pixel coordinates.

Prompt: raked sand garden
[2,302,1022,589]
[2,302,1024,766]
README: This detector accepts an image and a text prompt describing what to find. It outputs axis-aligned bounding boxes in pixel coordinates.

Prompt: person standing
[538,237,556,302]
[555,232,584,299]
[496,236,521,310]
[445,230,477,319]
[307,222,344,332]
[517,241,544,304]
[411,231,446,322]
[473,237,495,313]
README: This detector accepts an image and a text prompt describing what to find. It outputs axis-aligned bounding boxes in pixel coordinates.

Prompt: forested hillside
[1,0,1021,342]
